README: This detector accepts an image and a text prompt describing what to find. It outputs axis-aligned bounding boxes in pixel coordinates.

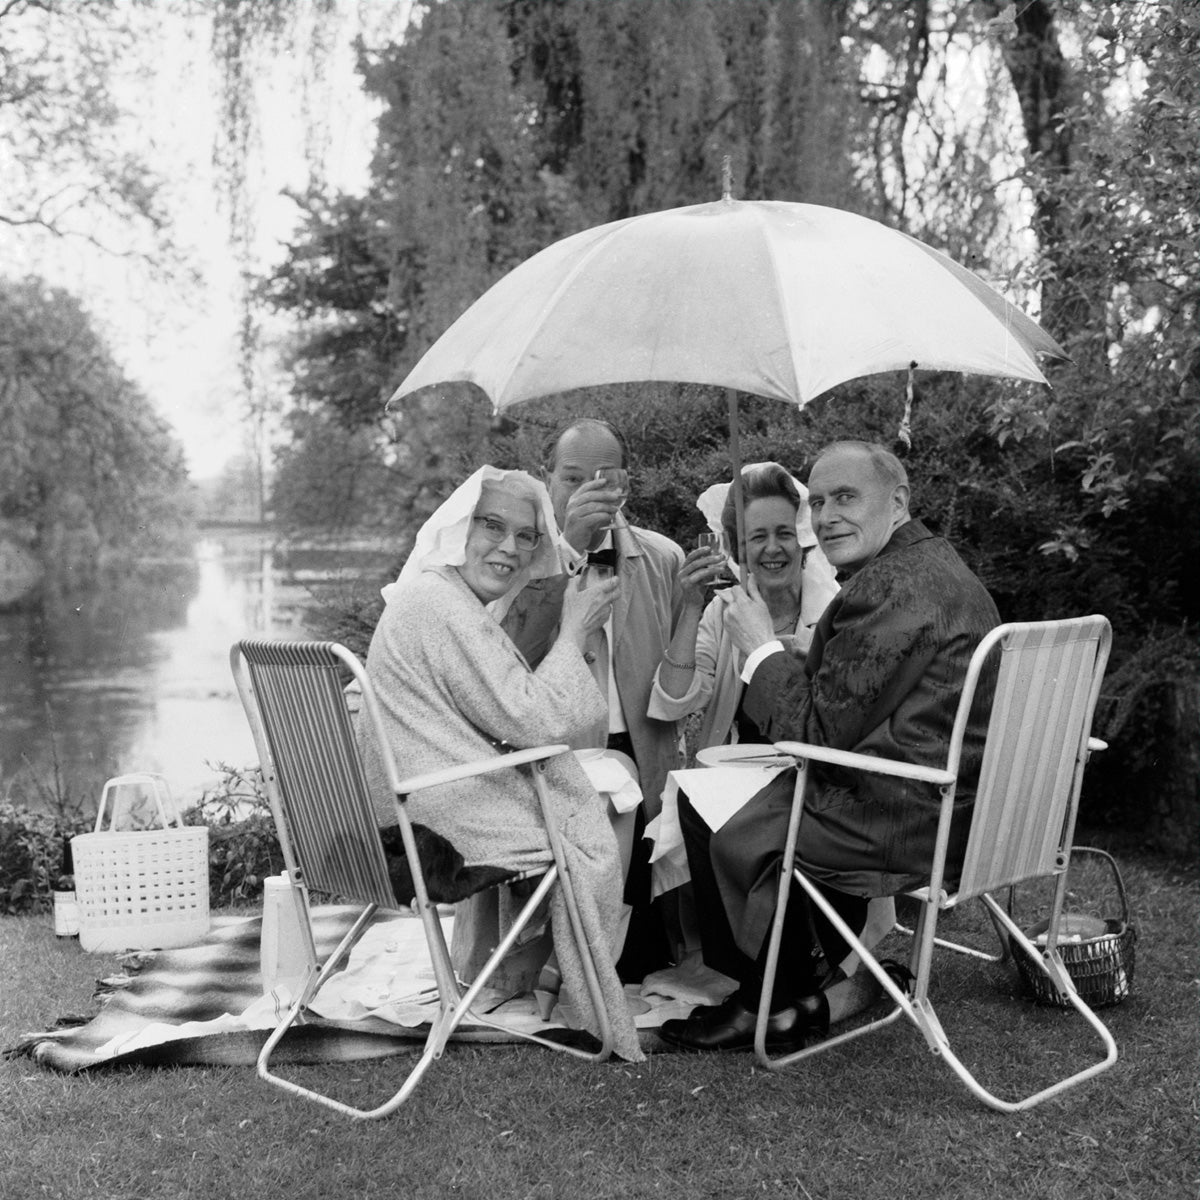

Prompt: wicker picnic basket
[1010,846,1135,1009]
[72,774,209,954]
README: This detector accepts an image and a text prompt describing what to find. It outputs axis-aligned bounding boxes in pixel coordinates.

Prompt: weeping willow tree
[204,0,339,519]
[0,0,172,255]
[263,0,879,510]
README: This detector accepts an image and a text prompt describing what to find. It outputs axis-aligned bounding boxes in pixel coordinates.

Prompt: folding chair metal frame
[754,616,1117,1112]
[231,639,614,1120]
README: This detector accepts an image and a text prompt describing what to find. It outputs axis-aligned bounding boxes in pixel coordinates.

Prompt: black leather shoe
[878,958,916,996]
[672,993,743,1030]
[791,989,831,1040]
[659,991,830,1053]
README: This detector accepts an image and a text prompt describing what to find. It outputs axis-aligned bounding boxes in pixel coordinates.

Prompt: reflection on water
[0,529,392,817]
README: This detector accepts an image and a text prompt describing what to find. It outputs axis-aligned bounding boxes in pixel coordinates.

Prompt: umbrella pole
[726,387,748,587]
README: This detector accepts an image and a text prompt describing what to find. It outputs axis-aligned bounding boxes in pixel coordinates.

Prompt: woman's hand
[677,545,728,609]
[721,575,777,657]
[559,575,622,649]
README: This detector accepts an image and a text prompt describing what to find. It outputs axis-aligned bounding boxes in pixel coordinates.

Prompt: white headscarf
[381,466,563,620]
[695,462,839,626]
[695,462,817,548]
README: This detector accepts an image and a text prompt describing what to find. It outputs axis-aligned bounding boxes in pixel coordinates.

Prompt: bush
[1083,626,1199,853]
[0,766,285,916]
[0,803,91,914]
[184,764,284,907]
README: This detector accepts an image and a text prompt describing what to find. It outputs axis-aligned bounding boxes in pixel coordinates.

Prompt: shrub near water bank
[184,764,283,907]
[0,803,90,914]
[0,766,283,915]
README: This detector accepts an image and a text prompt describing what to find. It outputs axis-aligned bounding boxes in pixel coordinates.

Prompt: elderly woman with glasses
[356,465,643,1060]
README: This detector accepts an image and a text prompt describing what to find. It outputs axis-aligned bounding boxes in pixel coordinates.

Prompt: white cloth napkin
[574,749,643,813]
[645,810,689,899]
[647,763,791,899]
[670,764,792,833]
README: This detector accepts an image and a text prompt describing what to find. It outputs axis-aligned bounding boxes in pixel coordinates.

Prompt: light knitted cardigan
[358,563,643,1061]
[649,467,839,749]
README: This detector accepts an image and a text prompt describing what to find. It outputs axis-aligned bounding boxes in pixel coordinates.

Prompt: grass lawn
[2,834,1196,1200]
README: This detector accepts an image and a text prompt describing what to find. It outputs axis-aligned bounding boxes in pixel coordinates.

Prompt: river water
[0,529,395,820]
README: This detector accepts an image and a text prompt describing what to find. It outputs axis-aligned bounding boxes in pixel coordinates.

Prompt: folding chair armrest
[771,741,956,786]
[394,743,571,796]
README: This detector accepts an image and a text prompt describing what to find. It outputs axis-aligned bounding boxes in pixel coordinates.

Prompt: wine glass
[594,467,629,529]
[696,531,735,595]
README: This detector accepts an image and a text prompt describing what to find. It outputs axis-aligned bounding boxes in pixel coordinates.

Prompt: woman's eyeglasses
[472,515,542,552]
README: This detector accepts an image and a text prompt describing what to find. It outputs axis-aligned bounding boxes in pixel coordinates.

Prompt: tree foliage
[0,278,193,588]
[1001,0,1198,526]
[856,1,1199,551]
[265,0,882,520]
[0,1,197,605]
[0,0,170,258]
[260,0,1197,842]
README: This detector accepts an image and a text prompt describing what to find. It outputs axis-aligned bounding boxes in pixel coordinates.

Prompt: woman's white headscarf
[695,462,839,627]
[381,466,562,620]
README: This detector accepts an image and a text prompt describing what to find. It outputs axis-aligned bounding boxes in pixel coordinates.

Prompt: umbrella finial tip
[721,155,733,201]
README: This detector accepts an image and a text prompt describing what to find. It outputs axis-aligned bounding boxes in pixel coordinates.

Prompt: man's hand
[561,476,624,553]
[721,575,777,656]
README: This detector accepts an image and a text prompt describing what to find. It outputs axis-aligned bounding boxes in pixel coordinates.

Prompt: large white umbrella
[389,197,1065,569]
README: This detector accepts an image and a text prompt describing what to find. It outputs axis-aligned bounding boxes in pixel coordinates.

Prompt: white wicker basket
[72,774,210,953]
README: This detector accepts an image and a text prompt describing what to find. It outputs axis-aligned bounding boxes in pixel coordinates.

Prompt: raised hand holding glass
[696,531,736,595]
[594,468,629,530]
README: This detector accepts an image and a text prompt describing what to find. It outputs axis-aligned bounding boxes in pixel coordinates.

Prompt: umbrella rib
[747,203,809,406]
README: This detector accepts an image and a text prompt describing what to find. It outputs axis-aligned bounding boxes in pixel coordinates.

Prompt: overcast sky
[4,3,403,480]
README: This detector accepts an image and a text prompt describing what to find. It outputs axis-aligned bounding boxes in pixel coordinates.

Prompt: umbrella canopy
[390,198,1066,413]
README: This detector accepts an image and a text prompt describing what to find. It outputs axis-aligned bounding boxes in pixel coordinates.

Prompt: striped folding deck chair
[230,639,614,1120]
[758,615,1118,1112]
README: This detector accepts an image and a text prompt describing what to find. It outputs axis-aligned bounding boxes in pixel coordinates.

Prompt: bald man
[502,418,686,982]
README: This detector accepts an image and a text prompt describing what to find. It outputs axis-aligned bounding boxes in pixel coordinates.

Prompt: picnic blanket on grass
[5,906,702,1074]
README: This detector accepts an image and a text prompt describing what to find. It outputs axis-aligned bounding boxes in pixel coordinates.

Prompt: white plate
[695,744,793,769]
[1030,913,1109,944]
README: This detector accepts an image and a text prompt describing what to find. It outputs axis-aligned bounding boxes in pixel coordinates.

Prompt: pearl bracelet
[662,649,696,671]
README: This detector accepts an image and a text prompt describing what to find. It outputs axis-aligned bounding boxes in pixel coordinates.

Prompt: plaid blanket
[7,908,424,1073]
[7,906,698,1074]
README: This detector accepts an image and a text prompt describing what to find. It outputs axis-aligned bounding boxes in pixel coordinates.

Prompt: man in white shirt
[503,418,686,982]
